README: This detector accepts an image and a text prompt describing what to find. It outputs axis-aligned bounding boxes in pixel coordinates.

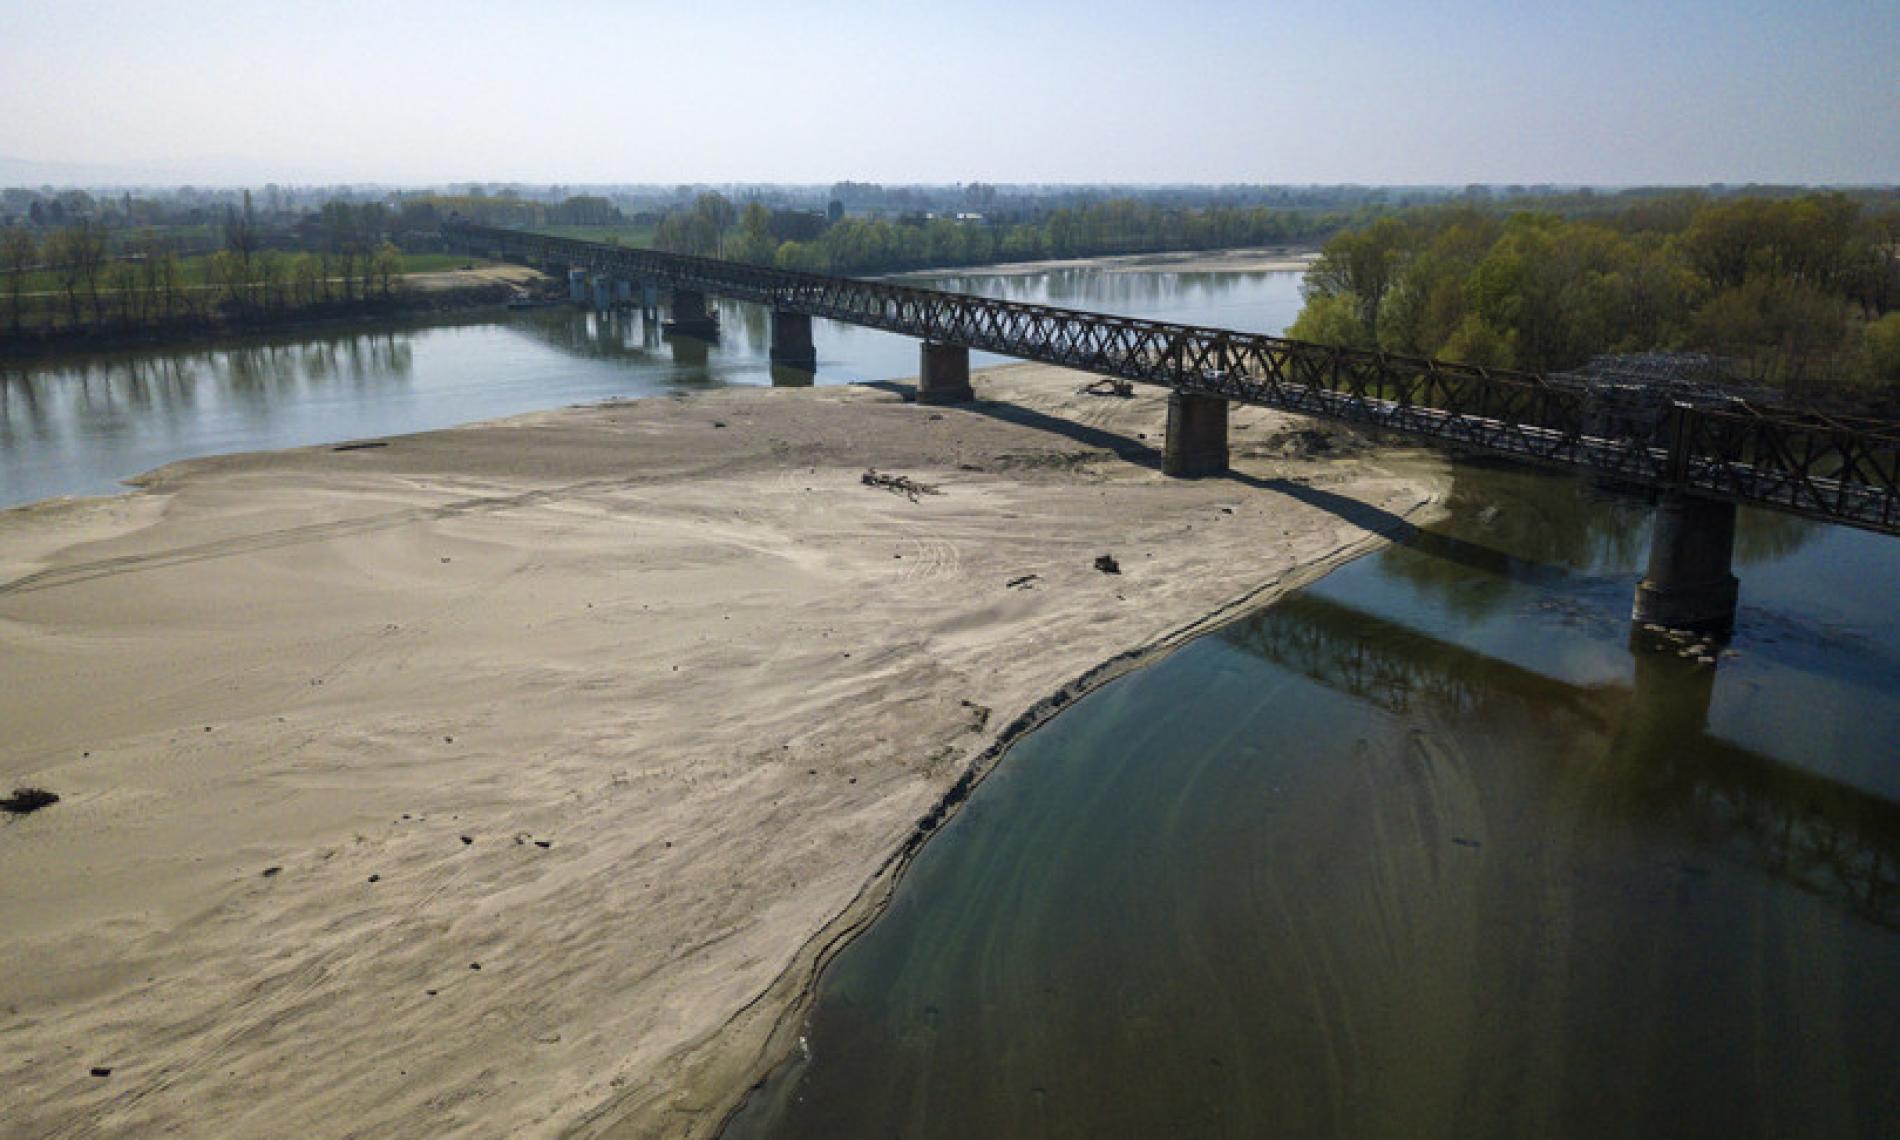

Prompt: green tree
[1286,292,1369,347]
[728,203,777,265]
[1440,313,1515,367]
[1692,278,1849,393]
[290,253,324,306]
[371,242,403,295]
[1304,216,1409,343]
[694,193,737,257]
[1859,311,1900,390]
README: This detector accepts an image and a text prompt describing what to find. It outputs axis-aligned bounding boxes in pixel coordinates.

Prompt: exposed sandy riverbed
[0,364,1442,1137]
[404,263,546,292]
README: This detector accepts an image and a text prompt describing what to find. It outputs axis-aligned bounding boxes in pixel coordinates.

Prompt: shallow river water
[727,461,1900,1138]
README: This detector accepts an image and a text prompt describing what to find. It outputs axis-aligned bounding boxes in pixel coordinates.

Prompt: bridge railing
[448,222,1900,536]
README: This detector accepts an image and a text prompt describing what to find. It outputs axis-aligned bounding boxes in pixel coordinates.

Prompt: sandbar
[0,363,1441,1137]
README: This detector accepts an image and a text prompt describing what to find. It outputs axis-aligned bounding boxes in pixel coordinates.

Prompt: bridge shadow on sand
[876,379,1555,586]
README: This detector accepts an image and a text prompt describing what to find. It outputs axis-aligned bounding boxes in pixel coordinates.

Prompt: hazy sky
[2,0,1894,185]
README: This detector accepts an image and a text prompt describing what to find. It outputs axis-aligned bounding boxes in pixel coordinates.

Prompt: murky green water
[729,461,1900,1138]
[0,267,1303,508]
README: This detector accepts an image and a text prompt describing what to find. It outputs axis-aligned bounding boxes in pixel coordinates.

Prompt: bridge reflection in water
[1227,592,1898,931]
[731,461,1900,1138]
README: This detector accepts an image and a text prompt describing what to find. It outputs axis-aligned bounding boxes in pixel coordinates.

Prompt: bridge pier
[669,334,710,369]
[665,289,719,337]
[770,310,817,370]
[1163,392,1230,478]
[1633,492,1739,632]
[567,268,587,304]
[918,342,974,405]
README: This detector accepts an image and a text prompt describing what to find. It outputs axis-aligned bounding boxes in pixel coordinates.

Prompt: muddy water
[728,460,1900,1138]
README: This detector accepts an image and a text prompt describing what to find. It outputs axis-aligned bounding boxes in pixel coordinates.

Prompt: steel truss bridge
[448,223,1900,537]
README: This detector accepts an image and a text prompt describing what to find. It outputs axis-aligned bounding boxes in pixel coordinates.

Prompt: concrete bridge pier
[669,333,710,369]
[666,289,720,337]
[591,274,613,312]
[918,342,974,405]
[567,268,588,304]
[641,283,660,321]
[1163,392,1230,478]
[771,363,816,388]
[770,310,817,370]
[1632,492,1739,632]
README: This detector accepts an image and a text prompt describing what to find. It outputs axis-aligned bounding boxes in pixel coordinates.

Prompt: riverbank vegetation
[1286,192,1900,408]
[0,197,516,354]
[652,193,1351,275]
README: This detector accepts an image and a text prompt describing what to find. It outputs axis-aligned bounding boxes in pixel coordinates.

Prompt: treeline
[410,193,622,228]
[1287,193,1900,406]
[2,196,407,337]
[654,194,1349,275]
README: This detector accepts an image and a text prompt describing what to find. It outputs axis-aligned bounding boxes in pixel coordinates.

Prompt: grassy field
[528,223,656,247]
[3,252,495,294]
[396,252,496,273]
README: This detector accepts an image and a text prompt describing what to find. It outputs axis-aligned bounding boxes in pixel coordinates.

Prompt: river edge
[0,364,1444,1137]
[0,243,1316,372]
[586,510,1438,1140]
[0,280,525,366]
[882,245,1321,280]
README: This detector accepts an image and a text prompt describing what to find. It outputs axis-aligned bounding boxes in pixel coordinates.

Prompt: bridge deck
[448,223,1900,536]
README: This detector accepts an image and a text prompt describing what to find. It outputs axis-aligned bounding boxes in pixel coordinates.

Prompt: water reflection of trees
[1222,592,1900,930]
[913,268,1293,328]
[1,325,418,444]
[1374,458,1818,624]
[506,309,662,363]
[1731,507,1814,563]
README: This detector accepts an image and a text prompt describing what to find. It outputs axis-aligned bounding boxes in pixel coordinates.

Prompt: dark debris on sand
[2,787,59,815]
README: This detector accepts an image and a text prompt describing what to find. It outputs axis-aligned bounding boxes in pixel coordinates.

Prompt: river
[0,266,1302,509]
[5,261,1897,1136]
[727,459,1900,1137]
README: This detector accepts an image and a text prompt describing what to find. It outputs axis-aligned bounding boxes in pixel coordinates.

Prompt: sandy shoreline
[1,364,1441,1137]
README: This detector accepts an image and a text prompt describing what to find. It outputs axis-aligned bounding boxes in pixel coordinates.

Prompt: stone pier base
[1633,492,1739,632]
[664,289,719,337]
[770,310,817,370]
[918,342,974,405]
[1162,392,1230,478]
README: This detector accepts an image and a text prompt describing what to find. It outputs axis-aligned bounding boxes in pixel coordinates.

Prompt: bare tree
[0,225,35,334]
[134,234,166,323]
[222,189,262,309]
[106,259,140,327]
[64,220,110,324]
[256,250,284,311]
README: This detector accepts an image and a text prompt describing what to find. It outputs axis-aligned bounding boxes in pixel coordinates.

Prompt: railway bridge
[445,222,1900,633]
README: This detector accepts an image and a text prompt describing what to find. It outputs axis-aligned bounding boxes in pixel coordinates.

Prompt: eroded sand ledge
[0,364,1443,1137]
